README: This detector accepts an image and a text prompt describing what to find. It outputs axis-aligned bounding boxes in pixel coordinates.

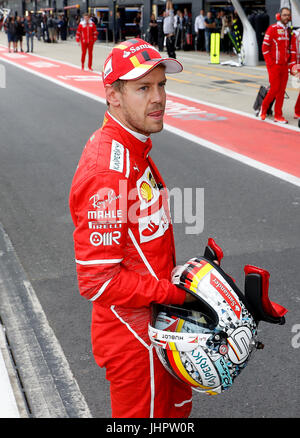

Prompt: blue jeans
[205,31,211,53]
[26,33,34,52]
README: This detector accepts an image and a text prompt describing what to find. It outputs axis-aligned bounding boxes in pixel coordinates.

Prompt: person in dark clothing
[156,11,164,52]
[134,12,141,38]
[149,14,158,46]
[57,15,68,40]
[6,16,17,53]
[61,16,68,41]
[15,16,24,52]
[24,14,36,52]
[204,11,216,53]
[174,10,183,50]
[35,13,42,40]
[115,11,123,42]
[182,8,193,51]
[41,15,49,42]
[90,14,98,25]
[47,15,56,43]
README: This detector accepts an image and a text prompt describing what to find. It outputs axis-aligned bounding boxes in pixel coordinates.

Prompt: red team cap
[102,38,183,86]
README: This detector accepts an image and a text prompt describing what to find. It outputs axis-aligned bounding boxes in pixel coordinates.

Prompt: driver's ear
[105,84,123,108]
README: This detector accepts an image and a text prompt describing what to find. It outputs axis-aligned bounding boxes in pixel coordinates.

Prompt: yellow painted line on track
[244,83,260,89]
[166,76,191,84]
[171,68,296,92]
[209,75,224,80]
[196,71,261,89]
[193,64,265,79]
[207,88,222,92]
[226,78,242,84]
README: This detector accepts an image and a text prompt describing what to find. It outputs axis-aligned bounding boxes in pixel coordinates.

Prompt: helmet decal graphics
[149,238,288,396]
[210,272,242,319]
[227,326,253,365]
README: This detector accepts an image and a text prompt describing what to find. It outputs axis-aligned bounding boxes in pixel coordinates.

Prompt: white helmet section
[172,259,245,329]
[149,259,258,395]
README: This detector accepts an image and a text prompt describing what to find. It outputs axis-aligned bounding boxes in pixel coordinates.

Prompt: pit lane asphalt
[0,59,299,418]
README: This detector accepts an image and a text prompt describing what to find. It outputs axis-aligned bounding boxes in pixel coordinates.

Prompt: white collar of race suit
[81,19,92,26]
[108,112,149,143]
[277,21,290,30]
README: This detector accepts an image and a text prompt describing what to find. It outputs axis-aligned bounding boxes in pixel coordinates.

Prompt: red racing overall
[76,19,98,70]
[261,21,293,118]
[290,29,300,117]
[69,112,192,418]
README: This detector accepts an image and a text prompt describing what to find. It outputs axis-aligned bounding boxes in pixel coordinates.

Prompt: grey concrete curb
[0,222,92,418]
[0,322,28,417]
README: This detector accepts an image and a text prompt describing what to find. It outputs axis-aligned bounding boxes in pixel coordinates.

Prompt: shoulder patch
[109,140,124,173]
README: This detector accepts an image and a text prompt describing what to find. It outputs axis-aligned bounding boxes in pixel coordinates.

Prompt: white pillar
[231,0,259,66]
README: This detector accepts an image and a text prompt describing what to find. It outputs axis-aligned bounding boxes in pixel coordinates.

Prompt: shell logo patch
[140,181,153,202]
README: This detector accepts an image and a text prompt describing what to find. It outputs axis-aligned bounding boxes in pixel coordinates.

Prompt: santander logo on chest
[136,166,170,243]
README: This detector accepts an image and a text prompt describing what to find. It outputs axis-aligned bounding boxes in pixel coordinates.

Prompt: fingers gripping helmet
[149,238,288,396]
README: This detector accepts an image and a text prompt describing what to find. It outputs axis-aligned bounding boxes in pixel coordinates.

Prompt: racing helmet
[149,238,287,396]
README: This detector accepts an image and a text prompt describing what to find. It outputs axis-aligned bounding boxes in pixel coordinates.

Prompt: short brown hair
[112,79,127,93]
[106,79,127,106]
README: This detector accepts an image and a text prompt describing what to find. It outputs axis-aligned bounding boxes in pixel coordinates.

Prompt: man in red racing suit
[289,28,300,119]
[261,7,294,123]
[69,39,193,418]
[76,13,98,71]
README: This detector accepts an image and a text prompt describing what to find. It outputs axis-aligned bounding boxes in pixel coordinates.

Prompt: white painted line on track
[166,90,300,132]
[0,55,106,102]
[1,51,299,188]
[164,124,300,188]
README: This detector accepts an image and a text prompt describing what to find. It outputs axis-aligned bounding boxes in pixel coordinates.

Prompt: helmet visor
[151,303,218,334]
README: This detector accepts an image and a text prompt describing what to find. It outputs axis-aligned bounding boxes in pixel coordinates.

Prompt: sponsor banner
[214,356,232,389]
[88,222,122,230]
[210,272,241,319]
[138,206,169,243]
[136,166,160,210]
[90,230,121,246]
[109,140,124,173]
[189,348,220,388]
[87,209,123,221]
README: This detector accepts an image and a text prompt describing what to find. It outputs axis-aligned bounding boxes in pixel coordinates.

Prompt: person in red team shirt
[69,39,196,418]
[76,13,98,71]
[261,7,294,123]
[290,28,300,119]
